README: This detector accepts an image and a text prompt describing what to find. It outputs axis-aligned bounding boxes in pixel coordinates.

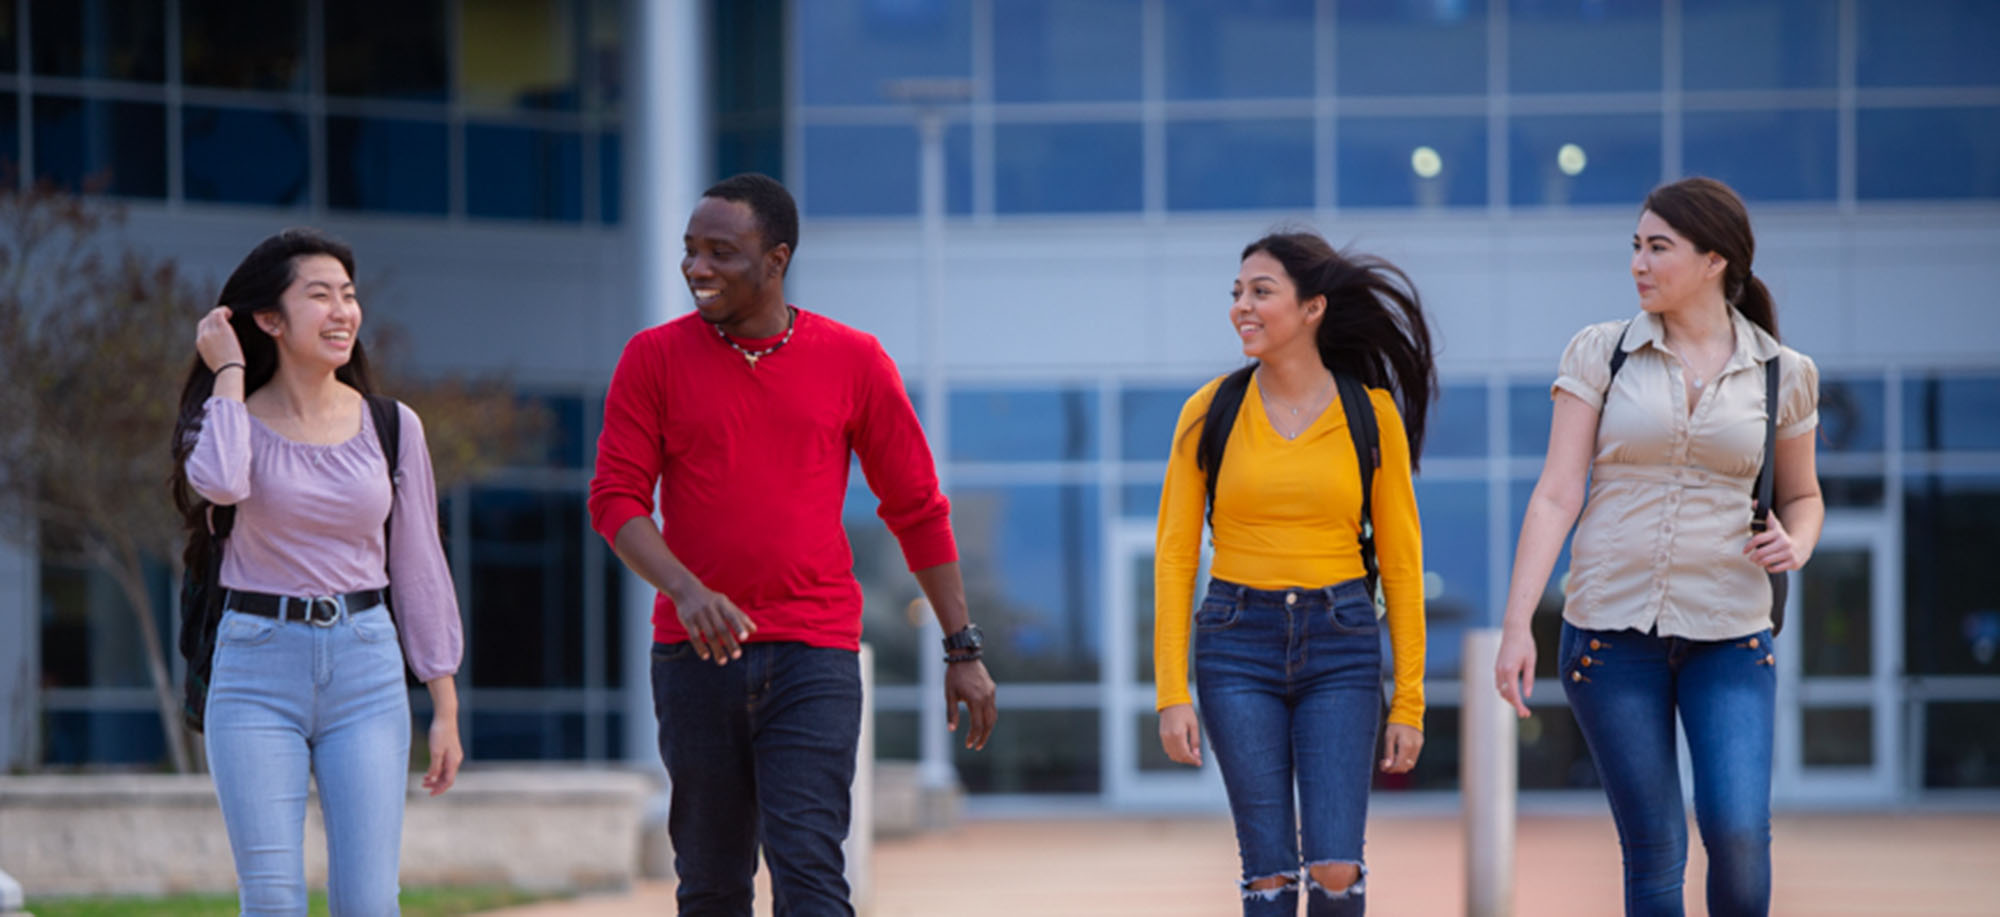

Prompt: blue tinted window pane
[1428,383,1489,458]
[183,106,308,205]
[1858,107,2000,201]
[466,124,583,221]
[42,711,166,766]
[1510,114,1661,207]
[514,393,586,467]
[953,484,1102,682]
[1682,0,1836,90]
[0,95,18,176]
[1819,376,1885,453]
[1415,480,1489,652]
[1857,0,2000,88]
[951,388,1098,462]
[1339,116,1487,208]
[328,116,447,214]
[182,0,306,90]
[325,0,448,100]
[994,0,1142,102]
[600,129,620,224]
[1903,476,2000,679]
[1336,0,1488,96]
[1121,386,1204,461]
[717,125,784,185]
[1903,376,2000,452]
[803,122,972,216]
[1167,118,1314,211]
[797,0,971,106]
[32,97,165,198]
[1164,0,1315,100]
[469,488,585,688]
[1122,480,1165,519]
[1682,109,1836,202]
[996,122,1144,213]
[31,0,165,81]
[469,712,586,760]
[1509,381,1553,456]
[1509,0,1661,93]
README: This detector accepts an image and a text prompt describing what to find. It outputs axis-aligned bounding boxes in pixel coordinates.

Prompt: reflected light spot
[1557,143,1587,176]
[1411,146,1443,179]
[1423,571,1445,599]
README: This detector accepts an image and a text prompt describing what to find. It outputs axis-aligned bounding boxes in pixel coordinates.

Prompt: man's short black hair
[702,173,799,258]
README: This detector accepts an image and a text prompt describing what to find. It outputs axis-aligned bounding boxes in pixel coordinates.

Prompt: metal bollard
[0,865,25,915]
[1461,628,1517,917]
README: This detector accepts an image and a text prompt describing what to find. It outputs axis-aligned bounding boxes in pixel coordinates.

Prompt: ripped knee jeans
[1195,578,1382,917]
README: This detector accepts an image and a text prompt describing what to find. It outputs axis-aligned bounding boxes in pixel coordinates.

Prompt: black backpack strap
[1333,374,1380,601]
[1751,357,1788,634]
[1606,319,1634,386]
[366,393,402,585]
[1199,367,1256,527]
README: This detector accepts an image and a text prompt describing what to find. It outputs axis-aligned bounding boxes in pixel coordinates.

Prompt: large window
[794,0,2000,217]
[12,0,622,223]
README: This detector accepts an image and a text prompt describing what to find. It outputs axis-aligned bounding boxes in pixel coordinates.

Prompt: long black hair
[1192,231,1438,499]
[170,228,375,570]
[1643,176,1777,340]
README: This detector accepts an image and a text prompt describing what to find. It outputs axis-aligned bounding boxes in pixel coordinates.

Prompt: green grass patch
[28,885,562,916]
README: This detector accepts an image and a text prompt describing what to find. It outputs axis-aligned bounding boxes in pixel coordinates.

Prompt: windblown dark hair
[1192,231,1438,505]
[703,172,799,271]
[1643,176,1777,340]
[170,228,375,571]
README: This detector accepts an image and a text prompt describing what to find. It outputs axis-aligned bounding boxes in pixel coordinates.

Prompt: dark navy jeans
[1195,578,1383,917]
[1560,622,1777,917]
[652,640,862,917]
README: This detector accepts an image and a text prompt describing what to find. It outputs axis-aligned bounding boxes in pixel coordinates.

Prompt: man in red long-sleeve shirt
[589,173,997,915]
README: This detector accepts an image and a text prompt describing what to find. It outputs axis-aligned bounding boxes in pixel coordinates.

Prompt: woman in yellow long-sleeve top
[1155,230,1435,916]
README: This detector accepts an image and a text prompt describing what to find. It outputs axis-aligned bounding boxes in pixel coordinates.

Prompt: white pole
[623,0,709,771]
[913,109,954,795]
[1462,628,1517,917]
[846,644,876,915]
[0,866,22,914]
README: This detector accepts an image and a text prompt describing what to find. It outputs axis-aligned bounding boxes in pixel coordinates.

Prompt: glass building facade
[15,0,2000,808]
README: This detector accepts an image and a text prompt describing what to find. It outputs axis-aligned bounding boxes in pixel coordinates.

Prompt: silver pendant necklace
[714,308,796,368]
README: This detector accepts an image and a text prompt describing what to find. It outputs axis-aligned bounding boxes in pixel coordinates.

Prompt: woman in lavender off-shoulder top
[169,228,463,916]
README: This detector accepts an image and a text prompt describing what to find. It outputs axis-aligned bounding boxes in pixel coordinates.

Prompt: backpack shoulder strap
[367,393,402,570]
[1606,319,1634,384]
[1199,367,1256,526]
[1333,373,1380,599]
[1751,357,1780,529]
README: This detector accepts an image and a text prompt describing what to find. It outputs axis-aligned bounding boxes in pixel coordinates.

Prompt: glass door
[1101,518,1225,808]
[1775,512,1901,802]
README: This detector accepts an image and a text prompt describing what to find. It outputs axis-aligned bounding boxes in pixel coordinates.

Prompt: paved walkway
[482,812,2000,916]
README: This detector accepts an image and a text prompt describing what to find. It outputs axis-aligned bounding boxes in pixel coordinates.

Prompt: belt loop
[1322,585,1337,605]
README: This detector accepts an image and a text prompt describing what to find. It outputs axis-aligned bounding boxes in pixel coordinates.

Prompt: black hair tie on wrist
[214,361,246,375]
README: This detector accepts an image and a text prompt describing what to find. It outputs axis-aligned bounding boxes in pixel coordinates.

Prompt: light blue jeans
[205,602,410,916]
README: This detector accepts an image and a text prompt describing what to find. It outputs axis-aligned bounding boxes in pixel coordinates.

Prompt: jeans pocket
[1327,596,1379,636]
[217,612,280,649]
[1193,596,1239,632]
[652,641,698,663]
[351,610,398,643]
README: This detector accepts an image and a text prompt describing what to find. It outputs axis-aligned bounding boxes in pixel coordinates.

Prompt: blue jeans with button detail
[205,603,411,917]
[1560,622,1777,917]
[1195,577,1383,917]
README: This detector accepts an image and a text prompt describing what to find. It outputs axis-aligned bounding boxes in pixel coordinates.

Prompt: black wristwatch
[942,623,983,659]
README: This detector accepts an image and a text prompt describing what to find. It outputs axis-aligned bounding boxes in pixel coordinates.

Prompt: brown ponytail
[1643,177,1777,340]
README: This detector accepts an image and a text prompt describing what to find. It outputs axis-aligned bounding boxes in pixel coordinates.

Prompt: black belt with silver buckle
[226,588,388,626]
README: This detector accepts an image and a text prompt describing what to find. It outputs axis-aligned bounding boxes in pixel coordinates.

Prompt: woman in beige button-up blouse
[1493,177,1823,917]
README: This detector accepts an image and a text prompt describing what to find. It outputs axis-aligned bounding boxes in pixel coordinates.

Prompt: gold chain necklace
[713,308,797,368]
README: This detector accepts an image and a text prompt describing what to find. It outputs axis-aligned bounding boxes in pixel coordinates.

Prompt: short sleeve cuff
[1778,410,1819,442]
[1552,376,1603,410]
